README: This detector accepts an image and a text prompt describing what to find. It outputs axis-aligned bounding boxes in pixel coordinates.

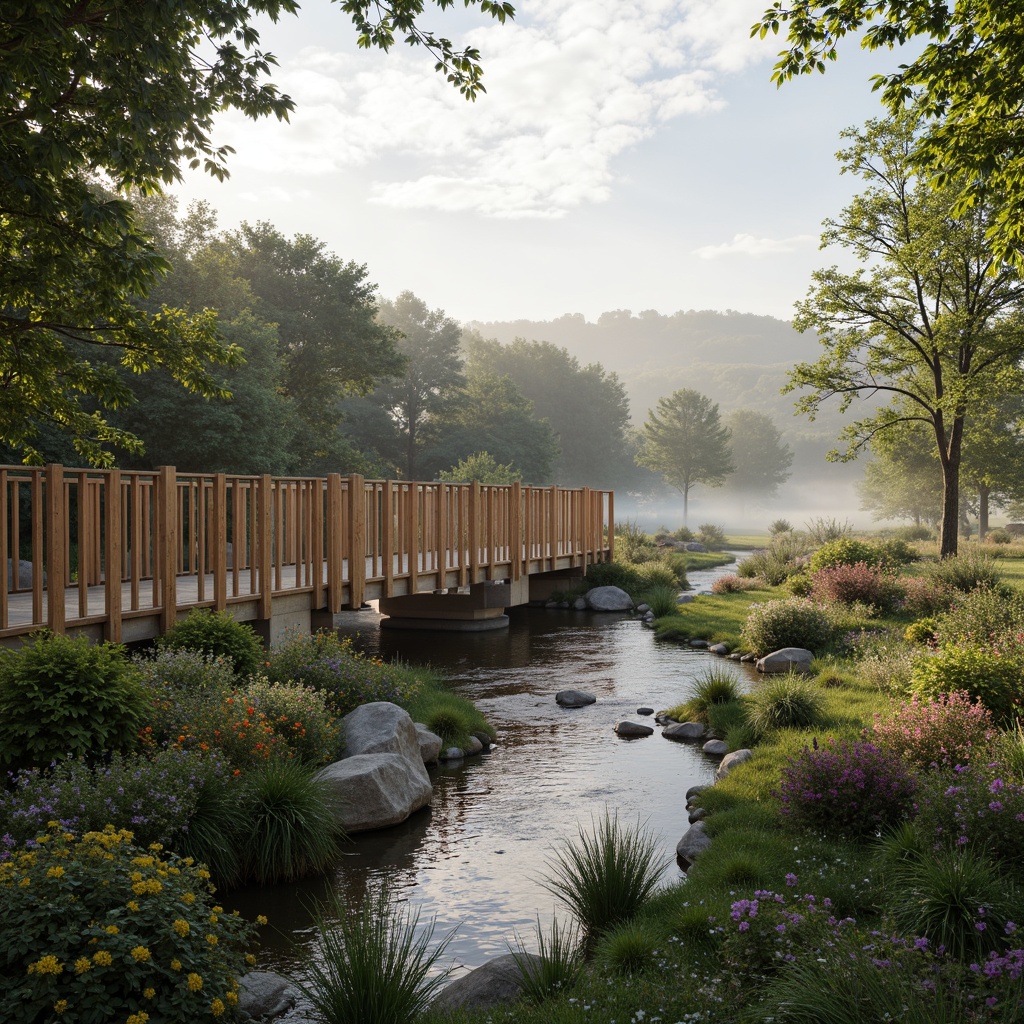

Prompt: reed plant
[542,811,663,943]
[296,883,454,1024]
[665,665,741,723]
[642,583,682,619]
[508,917,583,1004]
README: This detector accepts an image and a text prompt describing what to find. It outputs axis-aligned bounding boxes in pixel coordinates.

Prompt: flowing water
[236,557,755,980]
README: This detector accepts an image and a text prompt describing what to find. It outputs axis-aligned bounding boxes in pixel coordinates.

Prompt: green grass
[682,550,736,571]
[653,584,786,648]
[399,667,494,749]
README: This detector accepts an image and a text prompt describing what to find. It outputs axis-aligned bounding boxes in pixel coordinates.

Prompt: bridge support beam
[379,580,513,631]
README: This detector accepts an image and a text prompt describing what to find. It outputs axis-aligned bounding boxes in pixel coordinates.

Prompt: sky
[172,0,906,325]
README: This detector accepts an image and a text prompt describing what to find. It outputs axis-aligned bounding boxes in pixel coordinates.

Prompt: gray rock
[728,652,743,661]
[662,721,706,742]
[415,724,442,765]
[432,953,541,1012]
[689,639,710,649]
[677,593,695,604]
[655,713,676,725]
[556,689,597,707]
[318,753,432,833]
[716,748,753,781]
[684,541,707,552]
[643,610,656,622]
[756,647,815,675]
[676,820,711,865]
[343,702,421,763]
[740,653,758,663]
[636,603,650,613]
[238,972,297,1021]
[584,585,634,612]
[7,559,37,590]
[472,730,492,751]
[685,783,709,801]
[702,739,730,756]
[441,746,465,761]
[614,720,654,737]
[636,706,654,716]
[688,806,708,824]
[709,643,729,656]
[573,597,589,610]
[464,735,484,756]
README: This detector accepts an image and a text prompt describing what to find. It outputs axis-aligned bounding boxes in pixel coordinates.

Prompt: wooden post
[548,484,559,570]
[45,464,66,632]
[310,478,324,608]
[156,466,177,634]
[326,474,343,613]
[258,474,273,620]
[436,483,447,586]
[77,471,88,617]
[104,471,122,641]
[469,481,480,583]
[407,483,419,593]
[511,482,522,581]
[607,491,615,562]
[348,474,366,608]
[382,482,394,598]
[213,474,227,611]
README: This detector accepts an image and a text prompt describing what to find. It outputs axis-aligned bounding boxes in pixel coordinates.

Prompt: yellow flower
[225,991,239,1006]
[143,988,155,1000]
[126,1013,149,1024]
[212,905,223,914]
[172,919,190,937]
[104,925,119,935]
[53,1000,68,1015]
[206,934,218,946]
[208,913,219,924]
[148,842,163,852]
[181,892,196,905]
[130,946,150,962]
[170,959,182,972]
[244,954,256,966]
[93,951,113,967]
[211,998,225,1017]
[46,865,65,879]
[19,877,30,888]
[187,972,203,992]
[28,955,63,976]
[256,915,268,926]
[126,901,139,912]
[74,958,92,975]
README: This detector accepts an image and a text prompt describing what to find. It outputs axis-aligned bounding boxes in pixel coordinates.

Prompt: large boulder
[415,723,442,765]
[237,972,297,1021]
[676,821,711,866]
[662,721,706,742]
[432,953,541,1012]
[7,559,37,589]
[756,648,814,675]
[318,753,432,833]
[556,689,597,707]
[584,586,634,612]
[343,702,421,762]
[615,720,654,737]
[716,748,753,781]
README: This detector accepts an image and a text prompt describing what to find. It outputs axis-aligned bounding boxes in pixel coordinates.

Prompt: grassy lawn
[654,583,786,647]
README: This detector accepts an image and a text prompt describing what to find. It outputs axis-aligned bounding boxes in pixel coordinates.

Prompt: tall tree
[372,292,465,479]
[1,0,510,464]
[724,409,794,498]
[787,115,1024,557]
[857,423,943,528]
[636,389,734,524]
[755,1,1024,263]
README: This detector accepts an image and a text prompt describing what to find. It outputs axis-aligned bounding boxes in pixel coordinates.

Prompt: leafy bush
[711,574,761,595]
[135,647,239,700]
[584,560,644,595]
[267,631,420,718]
[239,758,344,884]
[904,618,939,644]
[893,523,933,542]
[900,575,954,616]
[0,823,261,1024]
[542,812,662,942]
[740,598,836,656]
[508,918,583,1004]
[910,644,1023,724]
[933,584,1024,647]
[296,883,454,1024]
[769,519,793,535]
[850,631,919,693]
[784,569,814,597]
[634,560,681,591]
[746,677,825,738]
[804,516,853,544]
[809,561,902,610]
[924,548,1002,592]
[776,739,917,839]
[696,523,726,550]
[241,677,341,765]
[614,520,657,564]
[808,538,878,574]
[872,537,919,567]
[158,608,265,677]
[871,692,995,772]
[672,525,694,542]
[0,632,149,771]
[988,527,1013,544]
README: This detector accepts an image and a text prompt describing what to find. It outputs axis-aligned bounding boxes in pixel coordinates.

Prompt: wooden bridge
[1,465,615,645]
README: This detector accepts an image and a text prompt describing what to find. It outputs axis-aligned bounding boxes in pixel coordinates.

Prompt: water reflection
[231,558,754,978]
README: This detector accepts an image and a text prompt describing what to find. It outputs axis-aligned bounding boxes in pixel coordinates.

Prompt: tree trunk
[683,487,689,526]
[979,484,990,542]
[937,414,964,559]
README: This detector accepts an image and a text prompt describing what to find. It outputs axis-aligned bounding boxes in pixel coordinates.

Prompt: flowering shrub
[776,739,917,839]
[934,586,1024,647]
[0,823,262,1024]
[740,598,836,656]
[267,631,421,717]
[910,645,1023,724]
[240,677,341,765]
[711,574,761,595]
[158,608,265,677]
[871,692,995,772]
[0,749,231,854]
[810,561,903,611]
[848,631,918,693]
[900,575,954,617]
[135,648,238,702]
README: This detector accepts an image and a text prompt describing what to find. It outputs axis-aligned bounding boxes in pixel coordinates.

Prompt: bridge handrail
[1,465,614,641]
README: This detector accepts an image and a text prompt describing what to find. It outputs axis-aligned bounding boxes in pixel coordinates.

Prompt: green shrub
[134,646,238,699]
[584,560,644,595]
[239,758,344,884]
[910,644,1023,724]
[924,548,1002,591]
[634,560,681,590]
[158,608,265,677]
[614,520,657,564]
[740,598,836,656]
[0,632,149,771]
[805,516,853,544]
[508,918,583,1004]
[871,537,919,567]
[241,677,342,765]
[988,527,1013,544]
[696,523,727,550]
[893,523,933,542]
[296,883,454,1024]
[746,676,826,738]
[0,823,261,1024]
[904,618,939,644]
[769,519,793,535]
[784,569,814,596]
[711,574,761,595]
[659,551,689,587]
[933,584,1024,646]
[542,812,663,943]
[672,525,695,542]
[642,583,682,618]
[808,538,877,574]
[593,919,660,975]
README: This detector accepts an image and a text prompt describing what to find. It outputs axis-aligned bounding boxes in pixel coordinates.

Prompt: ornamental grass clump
[746,676,826,739]
[642,583,682,618]
[871,691,995,772]
[0,823,262,1024]
[508,917,583,1004]
[776,739,917,840]
[924,548,1002,592]
[933,584,1024,646]
[740,597,836,656]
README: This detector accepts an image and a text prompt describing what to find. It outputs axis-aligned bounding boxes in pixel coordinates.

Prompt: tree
[371,292,465,479]
[1,0,511,464]
[437,452,522,484]
[724,409,793,497]
[857,423,943,528]
[635,389,734,524]
[754,1,1024,262]
[786,115,1024,557]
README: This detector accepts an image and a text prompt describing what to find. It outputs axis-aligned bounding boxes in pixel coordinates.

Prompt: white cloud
[691,232,816,259]
[217,0,768,218]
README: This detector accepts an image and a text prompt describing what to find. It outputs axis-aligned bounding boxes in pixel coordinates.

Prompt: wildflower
[130,946,151,962]
[187,973,203,992]
[74,957,92,974]
[143,988,155,999]
[211,998,226,1017]
[54,999,69,1016]
[170,959,182,972]
[105,925,119,935]
[126,901,140,912]
[206,934,218,946]
[172,919,190,937]
[256,914,268,926]
[93,951,113,967]
[29,955,64,976]
[126,1014,149,1024]
[47,865,65,879]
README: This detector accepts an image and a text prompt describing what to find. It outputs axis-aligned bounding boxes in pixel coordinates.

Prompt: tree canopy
[787,115,1024,556]
[754,0,1024,261]
[635,389,734,524]
[724,409,793,498]
[1,0,512,464]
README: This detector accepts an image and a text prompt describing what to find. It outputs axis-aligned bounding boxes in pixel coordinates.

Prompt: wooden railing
[1,465,614,641]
